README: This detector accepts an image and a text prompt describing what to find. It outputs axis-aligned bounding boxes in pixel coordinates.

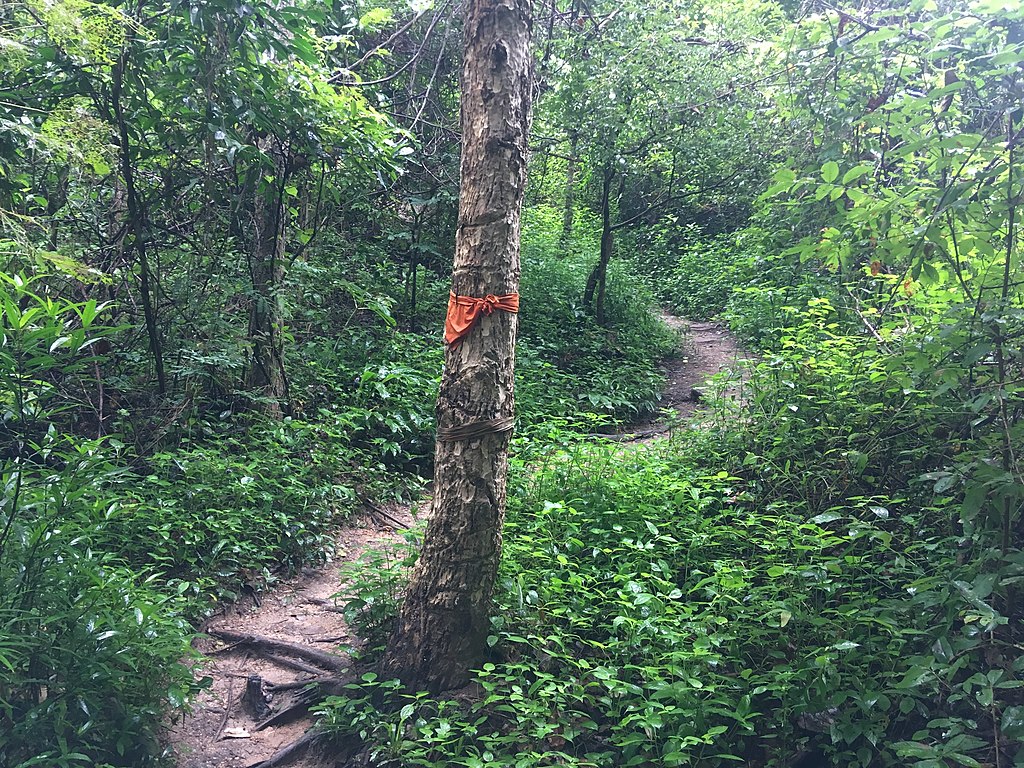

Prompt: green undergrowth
[322,440,985,767]
[629,223,820,349]
[289,204,678,464]
[0,275,418,766]
[517,205,678,421]
[108,419,402,612]
[0,230,672,767]
[1,276,199,767]
[318,305,1023,768]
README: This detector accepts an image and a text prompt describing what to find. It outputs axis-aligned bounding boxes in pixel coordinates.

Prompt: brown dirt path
[163,313,744,767]
[623,314,749,436]
[659,315,749,419]
[165,506,415,768]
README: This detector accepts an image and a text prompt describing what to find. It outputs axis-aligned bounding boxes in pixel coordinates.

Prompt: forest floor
[622,314,749,438]
[163,314,746,768]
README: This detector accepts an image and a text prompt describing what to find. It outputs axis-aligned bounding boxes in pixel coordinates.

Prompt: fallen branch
[207,629,348,673]
[245,729,324,768]
[359,494,410,529]
[365,503,405,529]
[303,597,346,614]
[208,636,249,656]
[312,635,350,644]
[588,427,667,442]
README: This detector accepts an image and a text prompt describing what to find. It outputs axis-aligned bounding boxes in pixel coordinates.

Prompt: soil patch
[165,505,415,768]
[623,314,749,436]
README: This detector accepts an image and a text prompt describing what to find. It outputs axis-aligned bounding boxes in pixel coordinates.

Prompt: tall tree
[380,0,532,692]
[537,0,780,323]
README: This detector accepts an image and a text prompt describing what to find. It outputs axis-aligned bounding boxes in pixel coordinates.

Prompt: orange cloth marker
[444,291,519,345]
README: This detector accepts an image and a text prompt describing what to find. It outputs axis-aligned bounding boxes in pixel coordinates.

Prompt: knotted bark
[380,0,533,692]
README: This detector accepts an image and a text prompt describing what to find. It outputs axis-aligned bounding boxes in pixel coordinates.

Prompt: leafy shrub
[106,414,395,612]
[627,221,822,349]
[333,529,421,653]
[666,233,752,319]
[294,329,443,467]
[734,297,955,512]
[318,434,958,766]
[518,205,678,421]
[0,275,197,767]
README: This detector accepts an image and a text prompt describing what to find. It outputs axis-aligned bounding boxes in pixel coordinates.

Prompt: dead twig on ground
[213,677,234,743]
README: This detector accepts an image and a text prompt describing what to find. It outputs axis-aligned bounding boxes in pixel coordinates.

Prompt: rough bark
[584,164,614,325]
[380,0,532,692]
[245,141,290,418]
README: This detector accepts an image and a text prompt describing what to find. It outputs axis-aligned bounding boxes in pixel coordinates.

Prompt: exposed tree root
[303,597,346,613]
[363,501,407,529]
[203,626,364,763]
[245,728,325,768]
[254,674,356,731]
[213,677,234,743]
[245,728,370,768]
[264,653,327,676]
[208,629,348,673]
[266,678,322,693]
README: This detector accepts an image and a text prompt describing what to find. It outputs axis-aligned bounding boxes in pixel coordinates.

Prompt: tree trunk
[112,52,167,395]
[406,207,422,332]
[561,133,577,242]
[380,0,532,693]
[245,143,290,418]
[584,164,614,325]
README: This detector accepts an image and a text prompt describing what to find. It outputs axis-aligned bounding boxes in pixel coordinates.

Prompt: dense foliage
[2,0,1023,765]
[319,1,1024,766]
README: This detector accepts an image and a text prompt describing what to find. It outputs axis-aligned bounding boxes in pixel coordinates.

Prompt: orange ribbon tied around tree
[444,291,519,346]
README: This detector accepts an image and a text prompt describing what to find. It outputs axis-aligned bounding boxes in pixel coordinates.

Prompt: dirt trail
[166,507,415,768]
[660,315,749,418]
[164,314,745,767]
[624,314,749,435]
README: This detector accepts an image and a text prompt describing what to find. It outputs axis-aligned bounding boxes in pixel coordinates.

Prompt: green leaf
[821,161,839,183]
[842,165,872,184]
[1002,706,1024,739]
[359,7,394,31]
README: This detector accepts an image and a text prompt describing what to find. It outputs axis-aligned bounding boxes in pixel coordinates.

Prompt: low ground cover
[319,302,1022,768]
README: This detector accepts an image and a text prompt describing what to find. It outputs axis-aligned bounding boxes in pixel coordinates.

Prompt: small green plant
[0,274,198,767]
[334,529,421,652]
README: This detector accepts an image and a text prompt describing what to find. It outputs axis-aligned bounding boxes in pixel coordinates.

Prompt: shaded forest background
[2,0,1023,766]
